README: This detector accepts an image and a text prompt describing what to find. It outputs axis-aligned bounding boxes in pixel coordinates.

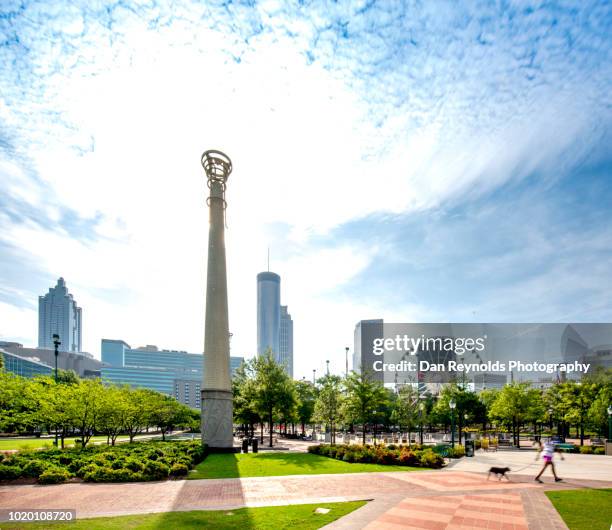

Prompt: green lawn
[188,451,421,479]
[0,435,153,451]
[2,501,367,530]
[546,489,612,530]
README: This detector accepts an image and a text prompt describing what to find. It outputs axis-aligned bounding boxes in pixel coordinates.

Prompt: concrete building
[100,339,244,408]
[38,277,82,352]
[257,272,280,357]
[0,348,53,378]
[353,319,384,382]
[0,341,102,378]
[279,305,294,378]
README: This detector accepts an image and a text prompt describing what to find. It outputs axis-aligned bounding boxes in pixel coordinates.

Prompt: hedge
[0,440,207,485]
[308,443,444,469]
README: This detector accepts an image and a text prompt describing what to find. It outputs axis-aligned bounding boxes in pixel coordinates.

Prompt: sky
[1,0,611,379]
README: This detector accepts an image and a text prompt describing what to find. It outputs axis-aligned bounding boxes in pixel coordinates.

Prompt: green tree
[64,379,105,447]
[251,351,294,447]
[147,391,192,440]
[390,384,419,446]
[489,382,537,447]
[341,372,388,444]
[557,381,598,445]
[314,374,343,444]
[98,385,126,445]
[295,380,316,436]
[233,361,260,438]
[121,387,152,443]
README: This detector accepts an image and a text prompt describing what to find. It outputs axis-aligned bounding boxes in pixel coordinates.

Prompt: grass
[546,488,612,530]
[1,501,367,529]
[188,451,422,479]
[0,435,153,451]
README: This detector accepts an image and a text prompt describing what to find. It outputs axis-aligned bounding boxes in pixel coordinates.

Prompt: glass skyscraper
[38,277,82,352]
[100,340,244,408]
[279,305,293,377]
[256,272,293,377]
[257,272,280,356]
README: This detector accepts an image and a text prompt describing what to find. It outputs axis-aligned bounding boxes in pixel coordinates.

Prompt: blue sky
[1,1,611,378]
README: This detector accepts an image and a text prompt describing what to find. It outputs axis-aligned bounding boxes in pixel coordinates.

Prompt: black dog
[488,466,511,480]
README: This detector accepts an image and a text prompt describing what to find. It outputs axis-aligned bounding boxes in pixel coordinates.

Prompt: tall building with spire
[256,272,293,377]
[38,277,82,352]
[257,272,280,357]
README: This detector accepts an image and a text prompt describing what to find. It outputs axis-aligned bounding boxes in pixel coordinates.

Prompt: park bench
[554,443,576,452]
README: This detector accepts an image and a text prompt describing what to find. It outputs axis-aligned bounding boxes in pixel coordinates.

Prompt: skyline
[1,1,611,380]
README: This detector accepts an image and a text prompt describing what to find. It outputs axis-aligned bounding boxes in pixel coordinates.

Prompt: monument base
[201,388,235,450]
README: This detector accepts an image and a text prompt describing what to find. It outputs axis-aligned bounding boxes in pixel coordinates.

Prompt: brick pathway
[0,471,609,528]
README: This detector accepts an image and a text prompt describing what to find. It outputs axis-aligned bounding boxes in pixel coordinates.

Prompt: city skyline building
[100,339,244,409]
[38,277,82,353]
[279,305,293,377]
[257,271,281,357]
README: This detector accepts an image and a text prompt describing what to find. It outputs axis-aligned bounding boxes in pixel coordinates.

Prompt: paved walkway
[1,469,610,528]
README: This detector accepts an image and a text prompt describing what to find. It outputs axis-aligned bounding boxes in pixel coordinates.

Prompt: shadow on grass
[154,452,251,529]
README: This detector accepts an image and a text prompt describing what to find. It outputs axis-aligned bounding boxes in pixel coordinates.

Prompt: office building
[257,272,280,357]
[0,341,102,378]
[38,277,82,352]
[353,319,384,382]
[100,339,244,408]
[0,348,53,378]
[279,305,294,377]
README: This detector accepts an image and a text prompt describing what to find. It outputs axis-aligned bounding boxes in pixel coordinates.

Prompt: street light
[607,405,612,441]
[326,360,330,376]
[449,398,456,448]
[52,334,61,383]
[312,369,316,385]
[345,347,349,377]
[52,333,61,447]
[419,402,425,445]
[372,410,377,446]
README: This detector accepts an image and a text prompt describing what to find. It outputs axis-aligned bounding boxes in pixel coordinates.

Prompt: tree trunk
[268,409,273,447]
[260,422,264,443]
[362,425,366,445]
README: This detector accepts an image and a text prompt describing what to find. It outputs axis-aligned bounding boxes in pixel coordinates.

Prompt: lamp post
[373,410,377,446]
[607,405,612,441]
[52,334,61,383]
[419,402,425,445]
[326,360,330,376]
[52,333,61,447]
[345,347,349,377]
[449,398,456,448]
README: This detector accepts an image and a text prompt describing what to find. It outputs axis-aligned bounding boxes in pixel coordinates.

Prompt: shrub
[21,460,48,478]
[38,467,71,485]
[387,444,397,450]
[170,463,189,477]
[594,447,605,455]
[124,457,145,473]
[143,460,170,481]
[342,452,355,463]
[334,446,346,460]
[307,445,319,454]
[0,464,22,480]
[419,449,444,469]
[399,450,418,466]
[450,445,465,458]
[579,446,593,454]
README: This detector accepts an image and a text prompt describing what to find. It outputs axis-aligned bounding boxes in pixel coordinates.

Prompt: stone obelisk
[201,150,234,450]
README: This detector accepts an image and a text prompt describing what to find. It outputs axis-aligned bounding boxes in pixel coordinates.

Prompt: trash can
[252,438,258,453]
[242,438,249,453]
[465,440,475,457]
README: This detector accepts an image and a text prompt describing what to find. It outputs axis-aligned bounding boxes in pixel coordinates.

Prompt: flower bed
[308,443,444,469]
[0,440,206,485]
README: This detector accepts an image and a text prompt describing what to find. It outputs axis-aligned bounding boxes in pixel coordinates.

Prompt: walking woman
[535,440,564,483]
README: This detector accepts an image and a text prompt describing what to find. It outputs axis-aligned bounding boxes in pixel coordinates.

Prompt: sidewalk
[1,469,610,528]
